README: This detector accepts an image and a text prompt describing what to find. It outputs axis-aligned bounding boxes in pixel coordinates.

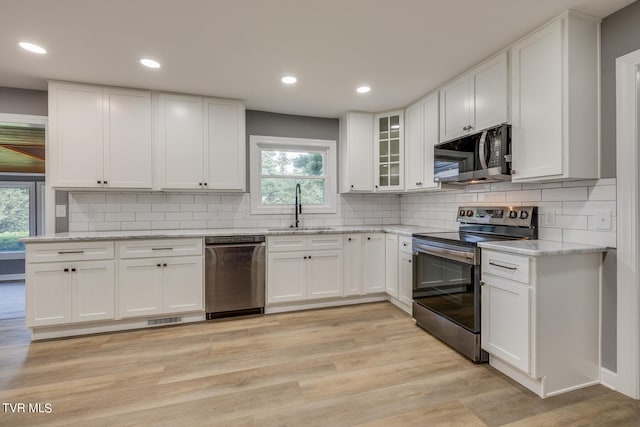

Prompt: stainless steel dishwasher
[205,235,266,319]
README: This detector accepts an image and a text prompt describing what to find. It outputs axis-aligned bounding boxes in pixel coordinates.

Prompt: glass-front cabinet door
[374,111,404,191]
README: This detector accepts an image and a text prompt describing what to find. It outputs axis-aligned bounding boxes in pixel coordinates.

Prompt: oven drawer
[481,250,530,284]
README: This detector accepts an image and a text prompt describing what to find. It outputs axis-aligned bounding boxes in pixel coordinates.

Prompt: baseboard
[0,273,25,282]
[600,367,617,391]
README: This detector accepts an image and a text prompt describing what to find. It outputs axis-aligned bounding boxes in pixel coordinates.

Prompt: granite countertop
[22,225,450,243]
[478,239,609,256]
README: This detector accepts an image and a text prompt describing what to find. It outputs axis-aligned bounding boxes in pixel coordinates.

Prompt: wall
[401,179,616,247]
[600,0,640,178]
[67,110,399,231]
[0,86,47,116]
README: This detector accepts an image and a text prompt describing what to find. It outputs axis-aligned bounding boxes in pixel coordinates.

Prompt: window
[250,136,336,214]
[0,181,40,260]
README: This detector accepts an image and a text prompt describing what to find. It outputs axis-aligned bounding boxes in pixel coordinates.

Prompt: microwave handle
[478,130,489,170]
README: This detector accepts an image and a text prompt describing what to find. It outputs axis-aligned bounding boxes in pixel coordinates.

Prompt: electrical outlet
[594,211,612,230]
[542,211,556,226]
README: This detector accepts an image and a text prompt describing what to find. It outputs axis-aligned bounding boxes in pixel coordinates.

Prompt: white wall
[67,192,401,231]
[401,178,617,248]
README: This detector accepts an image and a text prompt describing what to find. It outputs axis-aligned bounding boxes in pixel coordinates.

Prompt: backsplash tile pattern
[68,178,616,248]
[401,178,617,247]
[68,193,401,232]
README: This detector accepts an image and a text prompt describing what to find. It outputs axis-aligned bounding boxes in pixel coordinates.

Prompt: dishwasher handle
[205,242,266,249]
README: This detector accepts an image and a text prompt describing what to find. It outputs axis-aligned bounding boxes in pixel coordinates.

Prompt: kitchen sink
[267,226,335,231]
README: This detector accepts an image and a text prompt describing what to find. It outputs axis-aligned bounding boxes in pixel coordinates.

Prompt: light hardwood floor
[1,302,639,426]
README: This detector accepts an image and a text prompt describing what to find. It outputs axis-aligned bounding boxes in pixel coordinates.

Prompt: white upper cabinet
[156,93,204,190]
[405,92,440,191]
[374,111,404,191]
[339,112,374,192]
[156,93,246,191]
[203,98,246,191]
[439,52,508,143]
[103,88,153,188]
[510,12,599,182]
[49,82,152,189]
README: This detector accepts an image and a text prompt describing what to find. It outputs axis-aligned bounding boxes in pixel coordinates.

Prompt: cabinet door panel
[473,52,509,131]
[73,261,115,322]
[343,235,362,296]
[50,83,103,187]
[118,259,163,318]
[404,102,424,191]
[26,264,72,326]
[307,251,343,299]
[344,113,374,192]
[163,256,204,313]
[362,234,386,293]
[385,234,399,298]
[399,252,413,306]
[481,275,530,373]
[157,94,204,189]
[104,88,152,188]
[511,19,563,181]
[439,76,471,142]
[203,99,245,191]
[267,253,306,303]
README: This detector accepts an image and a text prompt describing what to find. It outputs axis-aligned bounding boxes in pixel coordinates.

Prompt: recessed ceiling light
[281,75,297,85]
[356,86,371,94]
[140,58,161,69]
[18,42,46,54]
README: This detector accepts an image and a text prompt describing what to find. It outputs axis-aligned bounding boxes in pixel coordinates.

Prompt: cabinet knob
[308,255,311,259]
[375,185,379,189]
[367,237,371,241]
[203,183,207,186]
[157,263,161,267]
[97,180,102,184]
[64,268,69,272]
[198,182,203,186]
[480,281,485,286]
[348,238,352,241]
[303,256,307,259]
[350,184,354,188]
[163,263,168,267]
[408,260,412,263]
[403,243,408,247]
[103,180,108,184]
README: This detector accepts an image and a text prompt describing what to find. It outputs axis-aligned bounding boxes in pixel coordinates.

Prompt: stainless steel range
[412,206,538,362]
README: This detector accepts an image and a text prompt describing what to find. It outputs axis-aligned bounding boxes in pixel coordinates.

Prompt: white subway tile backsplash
[588,185,616,201]
[563,229,616,247]
[563,201,616,216]
[477,192,506,202]
[104,212,135,222]
[152,203,180,212]
[505,190,541,202]
[542,187,588,201]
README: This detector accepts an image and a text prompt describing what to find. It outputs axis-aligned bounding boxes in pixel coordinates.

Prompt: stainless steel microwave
[434,124,511,184]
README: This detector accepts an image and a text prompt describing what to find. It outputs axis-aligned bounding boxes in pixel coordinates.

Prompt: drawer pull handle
[152,248,174,251]
[489,261,517,271]
[58,250,85,254]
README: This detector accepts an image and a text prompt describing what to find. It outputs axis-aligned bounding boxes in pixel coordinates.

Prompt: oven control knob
[466,210,474,217]
[519,210,529,220]
[508,210,518,219]
[459,209,466,217]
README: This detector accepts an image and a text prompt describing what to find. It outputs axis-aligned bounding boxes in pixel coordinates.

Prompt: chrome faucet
[294,183,302,228]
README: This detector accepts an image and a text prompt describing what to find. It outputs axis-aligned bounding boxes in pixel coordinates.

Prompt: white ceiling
[0,0,634,118]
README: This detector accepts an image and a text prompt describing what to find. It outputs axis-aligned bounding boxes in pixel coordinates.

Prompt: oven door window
[413,252,479,332]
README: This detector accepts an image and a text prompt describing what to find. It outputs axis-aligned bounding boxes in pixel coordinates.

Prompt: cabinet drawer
[308,234,343,250]
[267,236,307,252]
[117,238,203,259]
[482,249,530,284]
[26,241,114,263]
[399,236,413,254]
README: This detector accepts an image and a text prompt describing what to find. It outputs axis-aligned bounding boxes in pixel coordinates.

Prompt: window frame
[249,135,337,215]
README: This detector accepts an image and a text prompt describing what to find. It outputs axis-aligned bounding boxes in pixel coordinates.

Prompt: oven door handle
[413,242,477,265]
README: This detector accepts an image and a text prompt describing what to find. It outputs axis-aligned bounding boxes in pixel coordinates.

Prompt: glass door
[375,111,404,190]
[413,251,480,332]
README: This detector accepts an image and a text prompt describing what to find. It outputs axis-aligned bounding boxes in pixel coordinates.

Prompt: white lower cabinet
[267,235,343,304]
[385,234,399,298]
[342,233,386,296]
[399,250,413,307]
[26,241,116,328]
[386,234,413,313]
[117,239,204,318]
[480,248,601,398]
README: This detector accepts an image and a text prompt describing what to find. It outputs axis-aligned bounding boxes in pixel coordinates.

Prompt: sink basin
[268,227,335,232]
